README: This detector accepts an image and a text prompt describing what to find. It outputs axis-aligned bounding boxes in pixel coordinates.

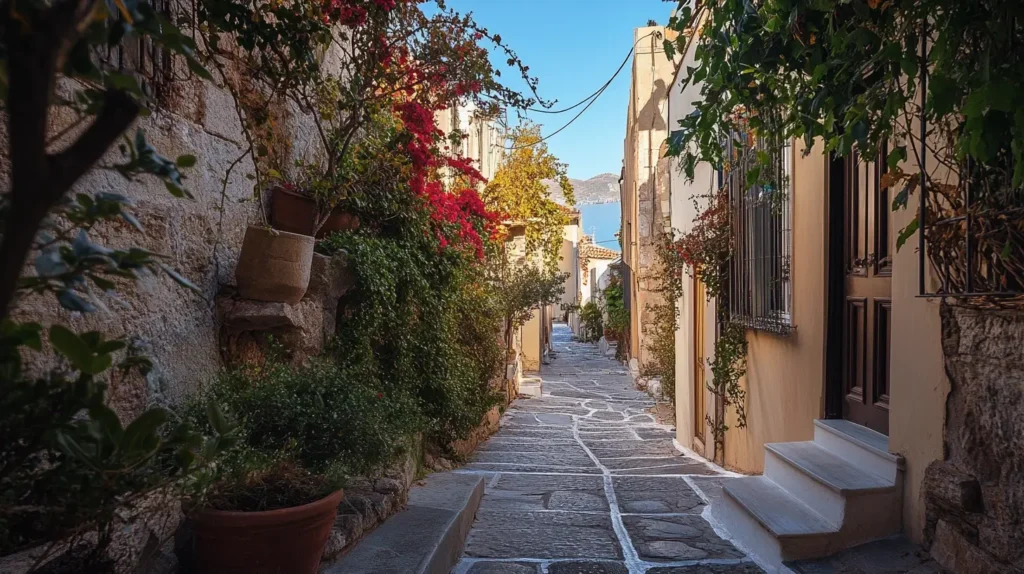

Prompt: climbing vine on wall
[638,234,686,403]
[706,322,748,461]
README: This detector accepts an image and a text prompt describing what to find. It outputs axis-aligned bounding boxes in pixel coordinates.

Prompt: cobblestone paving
[452,324,764,574]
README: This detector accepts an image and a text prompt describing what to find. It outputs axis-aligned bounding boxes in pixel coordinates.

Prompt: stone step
[765,441,896,527]
[813,419,903,482]
[719,476,839,563]
[322,473,485,574]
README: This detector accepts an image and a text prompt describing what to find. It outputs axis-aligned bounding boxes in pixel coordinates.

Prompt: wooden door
[693,277,707,442]
[841,149,892,435]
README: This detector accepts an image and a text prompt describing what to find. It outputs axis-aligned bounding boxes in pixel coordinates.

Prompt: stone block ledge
[321,473,485,574]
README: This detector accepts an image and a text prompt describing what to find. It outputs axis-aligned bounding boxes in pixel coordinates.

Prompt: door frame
[824,152,846,420]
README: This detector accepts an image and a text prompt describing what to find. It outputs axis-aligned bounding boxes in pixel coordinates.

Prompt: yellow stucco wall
[521,308,543,372]
[723,139,828,472]
[887,162,949,544]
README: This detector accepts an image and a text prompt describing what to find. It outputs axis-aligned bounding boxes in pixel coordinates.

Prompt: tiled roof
[580,237,619,260]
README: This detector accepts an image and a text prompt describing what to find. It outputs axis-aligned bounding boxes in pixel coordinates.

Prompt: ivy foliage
[319,218,503,447]
[706,322,748,461]
[484,123,575,269]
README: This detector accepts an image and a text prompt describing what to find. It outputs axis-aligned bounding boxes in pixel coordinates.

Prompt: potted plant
[235,224,315,304]
[183,356,417,573]
[270,182,360,239]
[186,457,344,574]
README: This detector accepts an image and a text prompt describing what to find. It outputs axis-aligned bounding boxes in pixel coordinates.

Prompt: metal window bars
[97,0,195,101]
[727,133,794,335]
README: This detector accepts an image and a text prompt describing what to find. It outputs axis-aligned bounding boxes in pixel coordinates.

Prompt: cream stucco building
[666,17,948,566]
[620,25,678,370]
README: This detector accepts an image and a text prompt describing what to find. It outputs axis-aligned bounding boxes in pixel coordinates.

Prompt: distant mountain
[544,173,620,206]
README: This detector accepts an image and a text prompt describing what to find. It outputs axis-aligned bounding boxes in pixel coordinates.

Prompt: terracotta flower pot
[236,225,314,304]
[190,489,344,574]
[270,186,359,238]
[603,327,618,342]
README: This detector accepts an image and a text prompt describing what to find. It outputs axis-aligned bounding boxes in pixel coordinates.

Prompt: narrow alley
[452,324,763,574]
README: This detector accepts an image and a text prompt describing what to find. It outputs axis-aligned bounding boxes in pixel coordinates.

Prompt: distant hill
[544,173,620,206]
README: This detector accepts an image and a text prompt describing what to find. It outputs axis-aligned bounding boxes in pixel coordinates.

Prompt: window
[727,135,793,334]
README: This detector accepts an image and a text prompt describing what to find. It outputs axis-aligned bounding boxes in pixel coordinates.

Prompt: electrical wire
[506,31,659,150]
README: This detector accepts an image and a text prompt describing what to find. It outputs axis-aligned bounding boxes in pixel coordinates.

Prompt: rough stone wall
[3,70,260,415]
[925,304,1024,573]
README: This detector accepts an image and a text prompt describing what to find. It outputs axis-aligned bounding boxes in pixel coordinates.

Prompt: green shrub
[319,228,502,449]
[185,355,421,510]
[579,301,603,343]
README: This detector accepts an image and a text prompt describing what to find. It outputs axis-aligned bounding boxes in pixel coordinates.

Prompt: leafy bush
[490,263,568,352]
[0,324,230,560]
[579,301,603,343]
[319,226,502,448]
[185,355,421,510]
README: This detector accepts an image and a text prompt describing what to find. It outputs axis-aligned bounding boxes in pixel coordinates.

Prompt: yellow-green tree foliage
[484,123,575,269]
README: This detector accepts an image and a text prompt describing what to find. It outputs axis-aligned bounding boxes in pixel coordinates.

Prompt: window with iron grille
[97,0,190,101]
[727,136,793,335]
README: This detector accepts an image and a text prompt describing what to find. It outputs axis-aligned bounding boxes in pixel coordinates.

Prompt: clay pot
[270,186,359,238]
[603,327,618,342]
[236,225,314,304]
[189,489,343,574]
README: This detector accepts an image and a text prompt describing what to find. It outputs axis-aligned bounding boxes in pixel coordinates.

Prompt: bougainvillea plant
[198,0,540,245]
[672,185,732,300]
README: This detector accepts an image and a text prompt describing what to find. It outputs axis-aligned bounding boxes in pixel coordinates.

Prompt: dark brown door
[841,149,892,435]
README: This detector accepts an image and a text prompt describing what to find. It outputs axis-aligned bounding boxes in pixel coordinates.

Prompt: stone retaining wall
[925,304,1024,573]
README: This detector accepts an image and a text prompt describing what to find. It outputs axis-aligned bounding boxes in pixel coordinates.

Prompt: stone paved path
[452,324,765,574]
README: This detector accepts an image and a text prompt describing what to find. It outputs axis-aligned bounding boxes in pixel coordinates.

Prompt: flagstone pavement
[451,323,766,574]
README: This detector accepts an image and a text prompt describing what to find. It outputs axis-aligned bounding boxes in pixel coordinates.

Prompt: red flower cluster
[393,100,501,258]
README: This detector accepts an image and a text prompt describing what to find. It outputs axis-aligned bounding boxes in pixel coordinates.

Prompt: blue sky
[441,0,673,180]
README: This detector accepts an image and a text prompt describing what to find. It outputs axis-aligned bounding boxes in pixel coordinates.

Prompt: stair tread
[723,476,838,539]
[814,419,897,462]
[767,441,895,493]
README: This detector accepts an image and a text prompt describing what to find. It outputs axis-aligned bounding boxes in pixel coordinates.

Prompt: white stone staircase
[713,419,905,567]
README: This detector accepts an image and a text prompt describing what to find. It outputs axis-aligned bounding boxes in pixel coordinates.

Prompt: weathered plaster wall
[621,25,675,369]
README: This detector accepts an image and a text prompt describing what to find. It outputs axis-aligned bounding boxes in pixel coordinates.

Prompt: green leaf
[55,433,101,470]
[90,405,125,442]
[108,72,143,95]
[928,74,958,116]
[900,56,918,77]
[50,325,94,372]
[121,407,170,454]
[161,264,201,292]
[176,154,197,168]
[164,180,186,198]
[988,79,1014,112]
[886,146,907,171]
[895,217,919,251]
[663,39,676,61]
[206,401,231,435]
[892,186,909,210]
[58,289,96,313]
